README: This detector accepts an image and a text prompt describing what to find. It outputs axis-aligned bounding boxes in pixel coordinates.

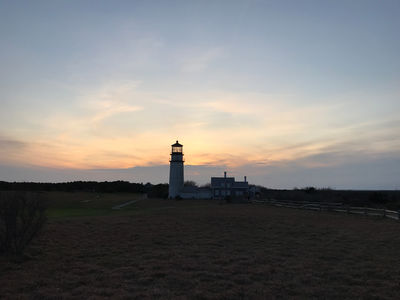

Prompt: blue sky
[0,0,399,189]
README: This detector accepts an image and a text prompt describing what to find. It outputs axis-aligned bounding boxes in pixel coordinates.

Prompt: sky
[0,0,399,189]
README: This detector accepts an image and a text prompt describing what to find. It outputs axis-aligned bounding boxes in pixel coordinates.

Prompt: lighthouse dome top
[172,140,182,147]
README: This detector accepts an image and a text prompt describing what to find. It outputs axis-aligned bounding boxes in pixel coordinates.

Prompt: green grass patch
[43,192,145,218]
[47,208,114,218]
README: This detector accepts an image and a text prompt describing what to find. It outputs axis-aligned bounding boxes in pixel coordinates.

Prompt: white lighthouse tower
[169,140,184,198]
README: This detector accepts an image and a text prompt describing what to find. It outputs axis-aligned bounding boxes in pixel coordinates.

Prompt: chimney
[224,171,227,178]
[244,176,247,182]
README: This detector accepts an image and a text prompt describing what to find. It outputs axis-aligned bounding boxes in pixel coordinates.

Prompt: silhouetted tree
[146,184,169,199]
[184,180,197,187]
[0,191,47,257]
[0,181,145,193]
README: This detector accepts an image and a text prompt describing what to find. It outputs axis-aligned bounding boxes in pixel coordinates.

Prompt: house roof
[211,177,249,189]
[211,177,235,185]
[232,181,249,188]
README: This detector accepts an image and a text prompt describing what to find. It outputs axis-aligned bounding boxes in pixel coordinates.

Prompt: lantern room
[171,140,183,154]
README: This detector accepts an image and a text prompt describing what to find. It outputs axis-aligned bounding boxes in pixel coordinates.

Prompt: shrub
[369,192,388,205]
[146,184,169,199]
[303,186,316,194]
[184,181,197,187]
[0,191,47,256]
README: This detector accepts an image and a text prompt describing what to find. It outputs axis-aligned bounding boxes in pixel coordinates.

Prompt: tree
[0,191,47,257]
[184,180,197,187]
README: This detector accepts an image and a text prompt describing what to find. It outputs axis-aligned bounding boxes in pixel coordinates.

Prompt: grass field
[43,192,145,217]
[1,192,400,299]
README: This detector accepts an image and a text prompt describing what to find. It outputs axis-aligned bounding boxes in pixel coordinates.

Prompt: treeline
[259,187,400,210]
[0,181,168,197]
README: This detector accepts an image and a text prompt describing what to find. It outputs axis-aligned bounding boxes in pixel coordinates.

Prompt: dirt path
[111,200,139,210]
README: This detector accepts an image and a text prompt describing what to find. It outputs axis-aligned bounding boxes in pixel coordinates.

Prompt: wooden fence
[252,199,400,221]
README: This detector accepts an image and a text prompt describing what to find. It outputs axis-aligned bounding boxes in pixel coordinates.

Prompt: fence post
[383,209,386,218]
[398,210,400,222]
[364,207,367,215]
[346,205,350,214]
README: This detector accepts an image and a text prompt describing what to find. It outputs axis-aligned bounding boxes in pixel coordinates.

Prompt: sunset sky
[1,0,399,189]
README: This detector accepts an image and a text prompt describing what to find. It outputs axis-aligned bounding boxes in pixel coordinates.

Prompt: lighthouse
[169,140,184,198]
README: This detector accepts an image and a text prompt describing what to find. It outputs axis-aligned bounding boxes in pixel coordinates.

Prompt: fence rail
[252,199,400,221]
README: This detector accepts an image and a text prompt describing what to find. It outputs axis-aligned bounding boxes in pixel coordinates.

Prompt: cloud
[0,136,58,168]
[0,136,29,165]
[90,102,143,123]
[1,83,399,174]
[83,81,144,123]
[0,138,27,150]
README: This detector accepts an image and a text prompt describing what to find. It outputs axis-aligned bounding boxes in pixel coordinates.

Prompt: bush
[0,191,47,256]
[146,184,169,199]
[369,192,388,205]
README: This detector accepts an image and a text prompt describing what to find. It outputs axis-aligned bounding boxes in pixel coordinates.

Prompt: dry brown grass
[1,198,400,299]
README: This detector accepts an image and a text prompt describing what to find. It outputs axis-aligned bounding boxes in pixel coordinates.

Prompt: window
[215,190,219,196]
[172,146,182,153]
